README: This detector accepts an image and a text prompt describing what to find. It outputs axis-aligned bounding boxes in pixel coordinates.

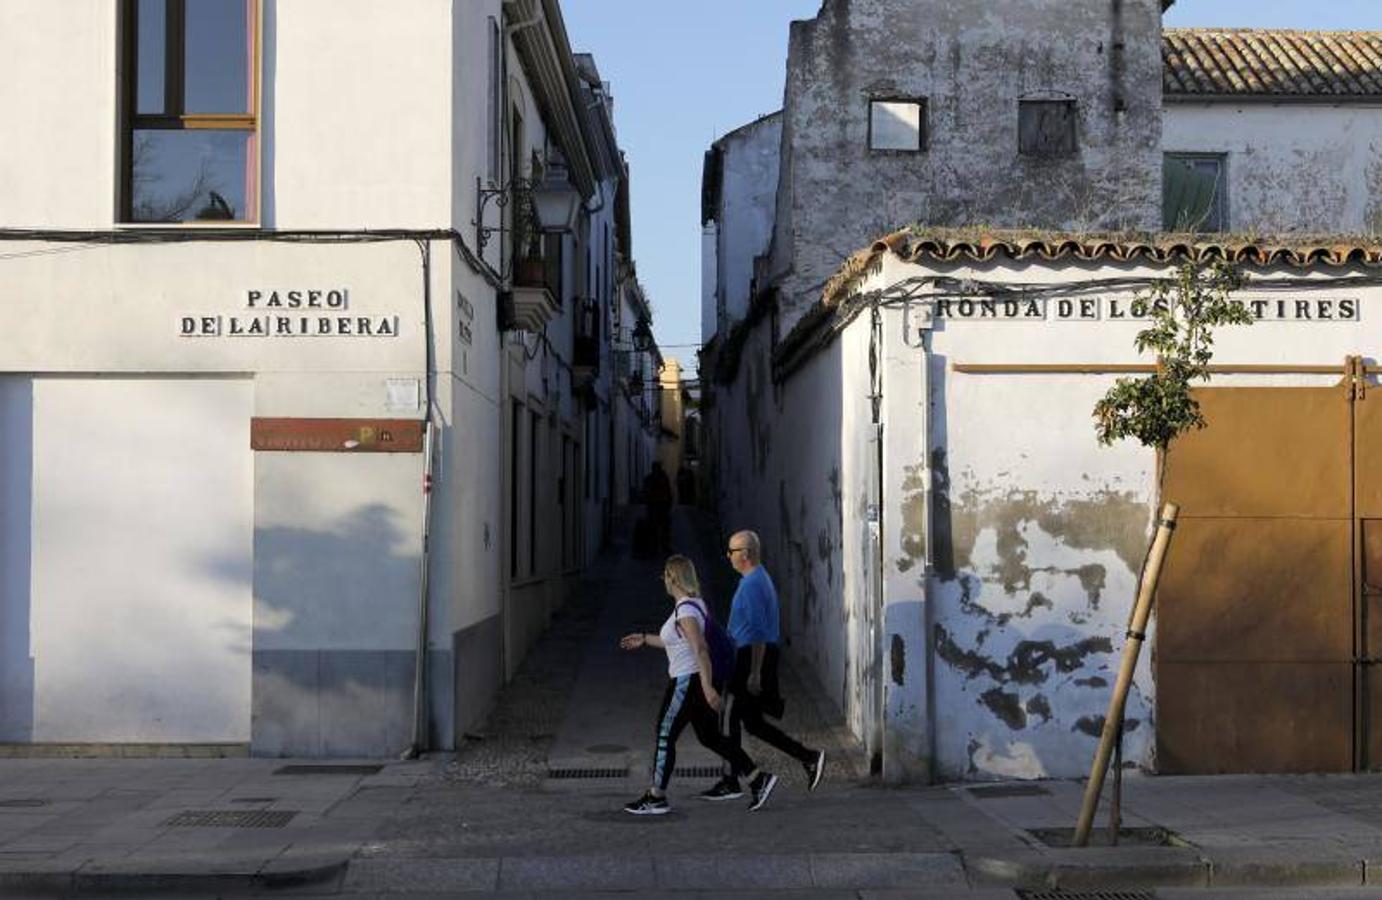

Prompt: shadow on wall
[0,378,34,742]
[204,502,426,757]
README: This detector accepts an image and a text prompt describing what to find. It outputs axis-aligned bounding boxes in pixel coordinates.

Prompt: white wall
[270,0,452,227]
[0,2,117,228]
[876,253,1382,779]
[29,378,254,743]
[710,115,782,337]
[717,249,1382,780]
[1164,103,1382,235]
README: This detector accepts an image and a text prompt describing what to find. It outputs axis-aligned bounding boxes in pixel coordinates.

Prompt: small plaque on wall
[251,418,425,453]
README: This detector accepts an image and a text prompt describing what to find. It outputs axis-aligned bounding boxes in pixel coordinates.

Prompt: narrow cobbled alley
[348,507,972,892]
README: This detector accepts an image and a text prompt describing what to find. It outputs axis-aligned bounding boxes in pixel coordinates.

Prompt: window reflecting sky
[135,0,250,115]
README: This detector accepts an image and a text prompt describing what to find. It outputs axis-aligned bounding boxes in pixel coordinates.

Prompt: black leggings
[721,645,816,768]
[651,675,755,791]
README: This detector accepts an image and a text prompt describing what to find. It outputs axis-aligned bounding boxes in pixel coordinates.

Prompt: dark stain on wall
[890,633,905,685]
[1026,694,1052,723]
[1073,714,1142,737]
[930,450,957,580]
[1076,564,1107,609]
[981,687,1027,730]
[1075,676,1109,688]
[935,624,1113,687]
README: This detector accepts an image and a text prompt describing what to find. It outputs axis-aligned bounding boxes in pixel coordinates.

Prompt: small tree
[1094,259,1253,457]
[1078,258,1251,847]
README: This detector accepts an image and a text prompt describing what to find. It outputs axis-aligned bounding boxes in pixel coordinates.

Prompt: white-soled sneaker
[623,791,671,816]
[698,776,744,801]
[747,772,778,812]
[804,749,826,792]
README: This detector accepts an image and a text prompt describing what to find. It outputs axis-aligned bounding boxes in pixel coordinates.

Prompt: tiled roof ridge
[1164,28,1382,97]
[816,226,1382,320]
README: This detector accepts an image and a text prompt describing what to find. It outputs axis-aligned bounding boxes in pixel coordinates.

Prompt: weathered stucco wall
[714,315,875,746]
[1164,103,1382,235]
[712,114,784,334]
[769,0,1164,329]
[874,252,1382,779]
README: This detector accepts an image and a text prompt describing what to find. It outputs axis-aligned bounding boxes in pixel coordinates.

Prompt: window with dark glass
[1018,99,1077,158]
[122,0,259,223]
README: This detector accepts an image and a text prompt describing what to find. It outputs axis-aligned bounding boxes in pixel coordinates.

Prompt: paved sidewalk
[14,509,1382,895]
[0,755,440,894]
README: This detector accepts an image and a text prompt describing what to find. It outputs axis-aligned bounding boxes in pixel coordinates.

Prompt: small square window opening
[869,100,925,152]
[1019,99,1077,159]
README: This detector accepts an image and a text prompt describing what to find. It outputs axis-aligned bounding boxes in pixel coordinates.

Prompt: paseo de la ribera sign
[179,288,400,338]
[933,294,1362,322]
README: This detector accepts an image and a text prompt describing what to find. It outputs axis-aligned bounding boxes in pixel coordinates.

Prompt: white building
[0,0,659,757]
[703,2,1382,780]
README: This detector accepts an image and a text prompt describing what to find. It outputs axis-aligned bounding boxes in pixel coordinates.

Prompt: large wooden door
[1158,386,1355,773]
[1355,372,1382,768]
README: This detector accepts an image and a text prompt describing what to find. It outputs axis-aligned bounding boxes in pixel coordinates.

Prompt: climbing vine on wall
[1093,259,1253,451]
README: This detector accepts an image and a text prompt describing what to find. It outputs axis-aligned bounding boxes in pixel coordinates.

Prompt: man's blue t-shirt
[728,566,781,647]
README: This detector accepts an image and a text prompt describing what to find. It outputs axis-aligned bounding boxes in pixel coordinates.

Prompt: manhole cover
[274,764,382,776]
[1018,890,1156,900]
[163,810,297,829]
[1027,827,1183,849]
[969,783,1050,799]
[547,768,629,780]
[585,744,628,755]
[0,799,47,808]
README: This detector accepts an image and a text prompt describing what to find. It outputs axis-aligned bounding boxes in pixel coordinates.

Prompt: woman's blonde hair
[662,555,700,598]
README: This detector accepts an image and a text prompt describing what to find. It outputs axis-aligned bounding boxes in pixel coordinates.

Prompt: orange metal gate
[1157,359,1378,774]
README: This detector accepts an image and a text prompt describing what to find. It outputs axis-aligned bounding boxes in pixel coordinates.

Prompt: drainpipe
[913,302,938,782]
[403,240,438,760]
[867,305,885,775]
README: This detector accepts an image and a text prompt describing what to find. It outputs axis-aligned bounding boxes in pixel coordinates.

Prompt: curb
[965,848,1373,891]
[339,852,969,893]
[0,856,348,895]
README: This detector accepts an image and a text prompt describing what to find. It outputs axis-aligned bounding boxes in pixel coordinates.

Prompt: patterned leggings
[651,675,755,791]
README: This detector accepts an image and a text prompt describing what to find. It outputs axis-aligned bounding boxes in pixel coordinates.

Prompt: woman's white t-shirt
[659,597,708,678]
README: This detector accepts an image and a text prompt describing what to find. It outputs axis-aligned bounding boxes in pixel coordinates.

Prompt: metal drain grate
[273,764,382,776]
[674,766,723,778]
[969,783,1051,798]
[163,809,297,829]
[230,797,278,804]
[547,768,630,780]
[1018,891,1156,900]
[0,799,47,808]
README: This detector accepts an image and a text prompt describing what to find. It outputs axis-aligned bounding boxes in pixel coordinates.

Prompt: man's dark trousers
[721,645,814,769]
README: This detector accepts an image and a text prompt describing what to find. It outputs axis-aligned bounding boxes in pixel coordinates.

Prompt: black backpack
[675,599,736,688]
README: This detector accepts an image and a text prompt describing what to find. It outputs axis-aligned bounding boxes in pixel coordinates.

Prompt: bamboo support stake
[1073,502,1180,848]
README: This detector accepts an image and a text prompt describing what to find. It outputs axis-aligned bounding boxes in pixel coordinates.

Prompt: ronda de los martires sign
[934,294,1361,322]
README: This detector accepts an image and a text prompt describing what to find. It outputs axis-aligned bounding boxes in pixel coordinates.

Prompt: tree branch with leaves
[1094,259,1253,454]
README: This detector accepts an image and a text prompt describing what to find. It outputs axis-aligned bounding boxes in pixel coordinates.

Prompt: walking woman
[619,555,778,815]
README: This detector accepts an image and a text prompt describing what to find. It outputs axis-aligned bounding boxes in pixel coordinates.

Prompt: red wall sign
[250,418,425,453]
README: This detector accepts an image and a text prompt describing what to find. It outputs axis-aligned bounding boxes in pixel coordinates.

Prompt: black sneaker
[747,771,778,812]
[623,791,670,816]
[698,776,744,801]
[804,749,826,792]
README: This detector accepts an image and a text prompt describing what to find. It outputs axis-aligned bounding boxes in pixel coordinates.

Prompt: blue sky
[562,1,1382,372]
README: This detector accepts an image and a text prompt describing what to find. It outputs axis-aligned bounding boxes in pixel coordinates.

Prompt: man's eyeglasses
[726,546,749,556]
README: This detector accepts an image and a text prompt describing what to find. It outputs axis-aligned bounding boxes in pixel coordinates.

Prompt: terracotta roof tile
[818,227,1382,314]
[1165,29,1382,98]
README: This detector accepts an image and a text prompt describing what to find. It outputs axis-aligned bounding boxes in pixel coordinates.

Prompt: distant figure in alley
[619,555,780,815]
[701,530,826,801]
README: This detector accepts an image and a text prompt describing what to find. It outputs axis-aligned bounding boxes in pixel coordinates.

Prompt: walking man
[701,530,826,801]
